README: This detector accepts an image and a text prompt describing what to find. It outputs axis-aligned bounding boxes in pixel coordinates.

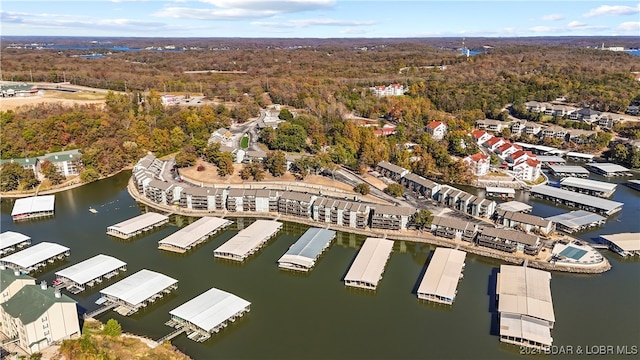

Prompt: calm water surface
[1,171,638,359]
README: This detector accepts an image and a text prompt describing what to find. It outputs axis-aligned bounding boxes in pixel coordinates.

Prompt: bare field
[0,91,106,111]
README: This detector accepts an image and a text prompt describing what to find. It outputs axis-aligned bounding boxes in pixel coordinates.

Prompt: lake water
[1,171,638,359]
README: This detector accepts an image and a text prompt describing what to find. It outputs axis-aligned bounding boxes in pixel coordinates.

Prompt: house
[566,129,596,144]
[0,157,39,175]
[496,143,521,158]
[496,210,555,236]
[208,128,233,146]
[523,123,542,136]
[549,105,575,117]
[431,216,477,242]
[512,159,541,182]
[376,161,409,181]
[569,108,601,123]
[471,129,493,145]
[463,153,490,176]
[370,205,415,230]
[373,124,397,137]
[626,105,639,116]
[468,197,497,218]
[277,191,316,218]
[483,137,506,152]
[524,101,548,113]
[425,121,448,140]
[38,150,82,177]
[0,267,36,304]
[0,84,39,98]
[597,115,616,129]
[400,173,440,198]
[0,282,80,354]
[475,119,508,133]
[476,227,541,255]
[510,121,527,135]
[508,150,534,165]
[371,84,405,97]
[540,125,568,140]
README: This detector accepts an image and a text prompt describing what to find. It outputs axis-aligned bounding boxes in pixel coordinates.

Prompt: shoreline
[127,178,611,274]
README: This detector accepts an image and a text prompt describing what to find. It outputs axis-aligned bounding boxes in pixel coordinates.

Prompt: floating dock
[213,220,282,262]
[547,165,589,178]
[559,177,617,198]
[585,163,633,177]
[0,231,31,256]
[97,269,178,316]
[565,151,595,162]
[54,254,127,294]
[278,228,336,272]
[599,233,640,257]
[158,217,233,253]
[529,185,623,216]
[11,195,55,221]
[536,156,566,166]
[544,210,606,234]
[627,179,640,191]
[163,287,251,343]
[343,237,394,290]
[485,187,515,199]
[417,248,466,305]
[496,201,532,214]
[497,265,555,351]
[0,242,70,274]
[106,212,169,239]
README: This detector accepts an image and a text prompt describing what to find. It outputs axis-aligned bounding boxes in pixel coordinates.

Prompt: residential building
[471,129,493,145]
[566,129,596,144]
[371,84,405,97]
[483,137,506,152]
[38,150,82,177]
[510,121,527,135]
[0,157,39,175]
[145,179,181,205]
[597,115,615,129]
[512,159,541,182]
[476,227,541,255]
[376,161,409,181]
[370,205,415,230]
[277,191,316,218]
[463,153,490,176]
[312,197,370,229]
[508,150,534,165]
[569,108,601,123]
[475,119,508,133]
[400,173,440,198]
[496,210,555,236]
[425,121,448,140]
[430,216,477,242]
[208,128,233,146]
[540,125,568,141]
[524,101,547,113]
[523,123,542,136]
[0,267,36,305]
[495,143,521,159]
[373,124,397,137]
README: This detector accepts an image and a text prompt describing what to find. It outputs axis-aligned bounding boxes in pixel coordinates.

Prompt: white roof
[486,187,516,195]
[107,212,169,235]
[278,228,336,269]
[500,313,553,346]
[344,238,394,287]
[214,220,282,259]
[600,233,640,252]
[548,165,589,174]
[0,242,69,268]
[497,265,555,323]
[0,231,31,250]
[101,269,177,306]
[497,201,533,213]
[588,163,630,173]
[170,287,250,332]
[530,185,623,213]
[560,177,616,193]
[545,210,606,229]
[159,217,232,249]
[417,248,466,300]
[55,254,126,285]
[536,156,566,163]
[565,152,595,159]
[11,195,55,216]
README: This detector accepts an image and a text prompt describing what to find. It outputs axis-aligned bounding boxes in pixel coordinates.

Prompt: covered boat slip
[417,248,466,305]
[165,287,251,343]
[627,179,640,191]
[344,237,394,290]
[0,231,31,255]
[278,228,336,271]
[11,195,55,221]
[599,233,640,257]
[485,187,515,199]
[159,217,233,253]
[213,220,283,262]
[98,269,178,316]
[499,313,553,351]
[496,201,532,214]
[54,254,127,294]
[585,163,633,177]
[559,177,617,198]
[545,210,606,234]
[547,165,589,178]
[497,265,555,327]
[106,212,169,239]
[0,242,70,273]
[529,185,623,216]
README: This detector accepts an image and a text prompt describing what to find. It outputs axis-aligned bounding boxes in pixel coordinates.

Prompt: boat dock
[627,179,640,191]
[106,212,169,239]
[0,231,31,256]
[585,163,633,177]
[0,242,70,274]
[54,254,127,294]
[496,201,532,214]
[544,210,606,234]
[559,177,617,198]
[213,220,282,262]
[599,233,640,257]
[565,152,595,162]
[277,228,336,272]
[158,217,233,253]
[536,156,566,167]
[417,248,466,305]
[161,287,251,343]
[343,237,394,290]
[547,165,589,178]
[11,195,55,221]
[497,265,555,351]
[485,187,515,199]
[529,185,623,216]
[97,269,178,316]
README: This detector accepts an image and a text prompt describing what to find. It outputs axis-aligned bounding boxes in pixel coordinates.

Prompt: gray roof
[497,265,555,323]
[544,210,606,229]
[587,163,631,174]
[0,268,35,292]
[107,212,169,235]
[169,287,250,332]
[279,191,314,203]
[213,220,282,260]
[100,269,177,306]
[403,173,438,189]
[278,228,336,269]
[55,255,126,285]
[417,248,466,301]
[559,177,617,193]
[181,187,222,197]
[536,156,566,163]
[376,161,408,175]
[548,165,589,174]
[431,216,476,232]
[565,152,595,159]
[498,210,551,227]
[344,237,394,287]
[600,233,640,252]
[530,185,623,213]
[148,179,174,191]
[11,195,55,216]
[159,217,232,250]
[373,204,416,217]
[497,201,532,213]
[478,227,539,246]
[1,285,76,325]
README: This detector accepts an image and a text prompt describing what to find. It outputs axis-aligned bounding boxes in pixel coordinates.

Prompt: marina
[559,177,617,197]
[54,254,127,294]
[10,195,55,221]
[599,233,640,257]
[564,152,595,162]
[97,269,178,316]
[0,242,69,274]
[544,210,606,234]
[158,217,233,253]
[535,156,566,166]
[0,231,31,255]
[497,265,555,351]
[496,201,532,214]
[547,165,589,178]
[484,187,515,199]
[627,179,640,191]
[529,185,624,216]
[162,287,251,343]
[585,163,633,177]
[106,212,169,239]
[277,228,336,272]
[343,237,394,290]
[213,220,283,261]
[416,248,466,305]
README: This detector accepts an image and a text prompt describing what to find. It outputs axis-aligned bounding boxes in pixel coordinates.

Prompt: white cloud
[617,21,640,31]
[252,18,375,28]
[529,25,556,33]
[0,10,167,32]
[568,20,586,28]
[566,21,608,31]
[583,4,640,18]
[154,0,335,20]
[541,13,564,21]
[340,28,368,35]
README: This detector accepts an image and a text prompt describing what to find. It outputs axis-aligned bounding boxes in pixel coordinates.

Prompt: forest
[1,39,640,191]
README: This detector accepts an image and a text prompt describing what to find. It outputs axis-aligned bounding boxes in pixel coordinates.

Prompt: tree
[278,108,294,121]
[489,154,500,165]
[413,209,433,230]
[102,319,122,337]
[0,162,22,192]
[80,167,100,183]
[384,183,404,197]
[40,160,65,185]
[175,145,198,168]
[240,164,253,180]
[216,152,235,177]
[353,183,370,195]
[264,151,287,177]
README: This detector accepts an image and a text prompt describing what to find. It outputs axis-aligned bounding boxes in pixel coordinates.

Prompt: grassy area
[240,134,250,149]
[44,91,106,101]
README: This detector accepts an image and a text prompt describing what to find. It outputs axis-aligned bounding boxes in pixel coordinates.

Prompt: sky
[1,0,639,38]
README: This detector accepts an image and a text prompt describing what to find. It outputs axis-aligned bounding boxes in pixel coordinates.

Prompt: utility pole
[30,69,33,82]
[124,80,127,93]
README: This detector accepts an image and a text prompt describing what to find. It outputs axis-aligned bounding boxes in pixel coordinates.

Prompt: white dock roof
[107,212,169,235]
[600,233,640,252]
[536,156,566,163]
[559,177,616,193]
[500,313,553,346]
[497,201,532,213]
[159,217,232,250]
[587,163,631,173]
[530,185,623,213]
[170,288,251,332]
[545,210,606,229]
[417,248,466,301]
[214,220,282,260]
[55,254,126,285]
[0,231,31,251]
[0,242,69,269]
[344,238,394,287]
[11,195,55,216]
[485,187,516,195]
[278,228,336,269]
[565,151,595,159]
[100,269,177,306]
[497,265,555,323]
[548,165,589,174]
